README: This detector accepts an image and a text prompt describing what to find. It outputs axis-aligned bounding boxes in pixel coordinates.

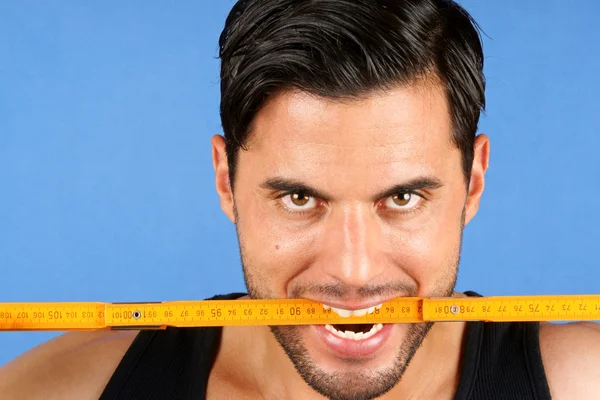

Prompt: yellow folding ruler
[0,295,599,331]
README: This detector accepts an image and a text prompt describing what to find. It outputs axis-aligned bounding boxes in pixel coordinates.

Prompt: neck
[384,319,467,399]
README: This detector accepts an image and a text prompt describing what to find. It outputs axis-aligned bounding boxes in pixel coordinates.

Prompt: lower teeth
[332,324,373,333]
[325,323,384,340]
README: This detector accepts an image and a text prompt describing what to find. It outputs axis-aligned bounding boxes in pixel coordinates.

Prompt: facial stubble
[233,205,464,400]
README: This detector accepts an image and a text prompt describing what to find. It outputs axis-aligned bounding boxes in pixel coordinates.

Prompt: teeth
[353,309,368,317]
[332,308,353,318]
[328,303,383,317]
[324,323,384,340]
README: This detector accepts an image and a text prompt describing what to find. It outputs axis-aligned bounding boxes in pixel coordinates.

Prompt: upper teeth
[323,303,383,317]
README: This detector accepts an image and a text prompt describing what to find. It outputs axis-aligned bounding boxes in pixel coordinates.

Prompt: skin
[208,81,600,398]
[0,81,599,399]
[212,81,475,400]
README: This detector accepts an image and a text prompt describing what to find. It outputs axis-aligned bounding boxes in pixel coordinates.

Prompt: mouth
[322,303,383,340]
[325,322,384,340]
[311,302,394,358]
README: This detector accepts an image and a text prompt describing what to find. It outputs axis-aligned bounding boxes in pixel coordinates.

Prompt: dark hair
[218,0,485,188]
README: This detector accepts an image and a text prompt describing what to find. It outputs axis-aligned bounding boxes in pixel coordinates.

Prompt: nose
[320,204,385,288]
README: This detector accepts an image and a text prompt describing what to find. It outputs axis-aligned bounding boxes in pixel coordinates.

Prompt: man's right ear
[211,135,236,223]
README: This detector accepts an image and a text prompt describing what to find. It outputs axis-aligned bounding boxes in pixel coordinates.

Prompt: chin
[276,319,427,369]
[272,323,426,400]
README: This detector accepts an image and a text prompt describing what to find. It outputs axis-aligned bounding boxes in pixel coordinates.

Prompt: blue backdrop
[1,1,598,366]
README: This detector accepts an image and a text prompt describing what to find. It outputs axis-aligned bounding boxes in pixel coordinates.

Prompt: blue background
[1,1,598,366]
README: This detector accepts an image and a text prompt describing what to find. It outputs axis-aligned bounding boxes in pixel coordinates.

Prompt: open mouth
[326,323,384,340]
[322,303,385,340]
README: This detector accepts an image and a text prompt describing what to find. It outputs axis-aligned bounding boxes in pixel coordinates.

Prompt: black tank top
[99,291,552,399]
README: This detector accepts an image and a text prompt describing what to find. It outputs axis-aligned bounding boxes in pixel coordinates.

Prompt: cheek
[238,200,319,284]
[385,209,463,280]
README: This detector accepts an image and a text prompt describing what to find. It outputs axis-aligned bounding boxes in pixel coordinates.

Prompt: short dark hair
[218,0,485,188]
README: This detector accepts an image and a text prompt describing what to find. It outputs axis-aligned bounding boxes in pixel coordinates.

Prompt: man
[1,0,599,399]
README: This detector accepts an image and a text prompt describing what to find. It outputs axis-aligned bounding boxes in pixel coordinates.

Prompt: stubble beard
[233,207,464,400]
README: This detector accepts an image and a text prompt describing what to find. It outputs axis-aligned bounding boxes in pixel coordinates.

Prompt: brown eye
[281,192,317,211]
[290,192,310,206]
[392,193,411,206]
[384,192,421,211]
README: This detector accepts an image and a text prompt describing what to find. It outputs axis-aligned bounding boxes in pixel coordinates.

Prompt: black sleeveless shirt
[99,291,552,399]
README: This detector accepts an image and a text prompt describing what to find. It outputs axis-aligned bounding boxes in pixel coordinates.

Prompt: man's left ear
[464,134,490,225]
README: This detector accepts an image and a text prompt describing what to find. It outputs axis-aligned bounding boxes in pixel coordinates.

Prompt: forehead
[241,81,457,192]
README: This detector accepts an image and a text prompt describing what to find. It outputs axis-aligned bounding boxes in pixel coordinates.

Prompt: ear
[463,134,490,225]
[211,135,236,223]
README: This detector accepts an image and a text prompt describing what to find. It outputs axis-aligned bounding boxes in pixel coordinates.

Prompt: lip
[303,297,401,311]
[313,323,394,358]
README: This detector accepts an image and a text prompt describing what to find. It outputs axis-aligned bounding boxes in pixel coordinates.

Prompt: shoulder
[539,321,600,400]
[0,330,139,400]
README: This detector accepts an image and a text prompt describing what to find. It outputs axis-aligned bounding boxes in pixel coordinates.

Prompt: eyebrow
[260,176,444,202]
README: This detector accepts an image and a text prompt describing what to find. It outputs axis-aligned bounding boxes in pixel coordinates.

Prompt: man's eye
[281,192,317,210]
[384,192,421,210]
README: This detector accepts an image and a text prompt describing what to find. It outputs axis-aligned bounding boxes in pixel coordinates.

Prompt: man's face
[214,80,483,400]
